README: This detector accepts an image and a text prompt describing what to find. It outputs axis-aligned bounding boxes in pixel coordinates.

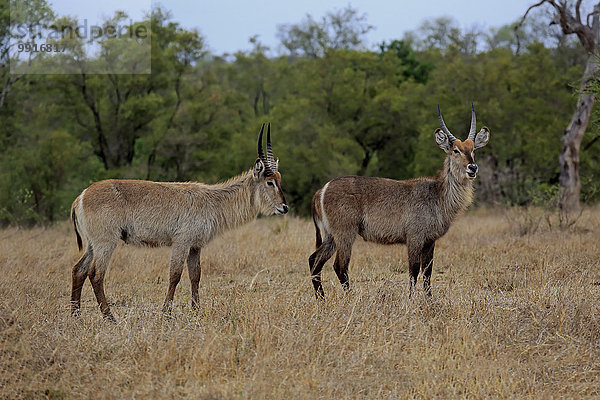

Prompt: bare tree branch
[553,0,595,51]
[587,10,600,27]
[515,0,547,55]
[517,0,598,53]
[583,135,600,151]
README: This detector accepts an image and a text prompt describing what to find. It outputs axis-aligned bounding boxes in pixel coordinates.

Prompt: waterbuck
[70,123,288,320]
[308,106,490,298]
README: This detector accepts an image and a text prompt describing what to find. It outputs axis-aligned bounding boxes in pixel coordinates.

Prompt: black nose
[282,204,289,214]
[468,164,478,173]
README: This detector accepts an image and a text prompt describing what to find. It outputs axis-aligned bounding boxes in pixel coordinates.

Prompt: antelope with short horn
[71,123,288,320]
[308,105,490,298]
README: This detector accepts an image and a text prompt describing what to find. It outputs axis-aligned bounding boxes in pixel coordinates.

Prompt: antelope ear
[474,127,490,150]
[253,158,265,179]
[435,128,452,153]
[274,158,279,171]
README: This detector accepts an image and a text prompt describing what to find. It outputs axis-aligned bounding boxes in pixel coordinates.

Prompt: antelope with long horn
[70,123,288,320]
[308,105,490,298]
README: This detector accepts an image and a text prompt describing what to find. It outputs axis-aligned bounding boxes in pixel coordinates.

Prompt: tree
[50,10,205,172]
[143,8,207,179]
[518,1,600,222]
[276,5,373,58]
[405,16,482,55]
[379,40,433,83]
[1,0,54,108]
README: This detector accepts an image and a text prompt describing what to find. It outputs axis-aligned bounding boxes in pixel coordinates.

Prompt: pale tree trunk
[559,4,600,222]
[558,59,596,219]
[518,1,600,223]
[0,75,20,109]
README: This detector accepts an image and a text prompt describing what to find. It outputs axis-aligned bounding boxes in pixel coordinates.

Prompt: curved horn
[467,103,477,141]
[266,122,276,170]
[257,123,273,176]
[438,105,458,143]
[257,123,266,161]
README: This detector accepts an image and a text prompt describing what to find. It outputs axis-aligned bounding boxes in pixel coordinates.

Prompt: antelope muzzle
[467,163,478,179]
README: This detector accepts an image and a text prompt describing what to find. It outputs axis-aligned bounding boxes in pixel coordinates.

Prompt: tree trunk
[0,75,20,109]
[357,148,372,176]
[558,75,593,217]
[558,5,600,221]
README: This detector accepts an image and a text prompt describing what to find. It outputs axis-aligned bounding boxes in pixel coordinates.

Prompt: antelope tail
[71,203,83,251]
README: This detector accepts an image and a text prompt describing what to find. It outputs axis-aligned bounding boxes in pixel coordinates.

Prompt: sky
[48,0,539,55]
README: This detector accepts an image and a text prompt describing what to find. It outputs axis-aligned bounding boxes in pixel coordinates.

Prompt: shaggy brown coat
[71,125,287,320]
[309,117,490,298]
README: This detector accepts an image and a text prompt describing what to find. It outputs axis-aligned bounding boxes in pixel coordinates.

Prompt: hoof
[103,313,116,323]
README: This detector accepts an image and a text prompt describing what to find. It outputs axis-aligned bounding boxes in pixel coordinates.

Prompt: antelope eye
[266,181,275,187]
[453,149,460,154]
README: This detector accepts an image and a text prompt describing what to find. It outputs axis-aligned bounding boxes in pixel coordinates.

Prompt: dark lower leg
[163,272,183,312]
[71,250,92,315]
[333,246,352,291]
[407,245,421,298]
[309,238,336,299]
[422,242,435,297]
[187,247,201,309]
[89,262,114,321]
[163,246,187,312]
[309,251,325,299]
[408,263,420,298]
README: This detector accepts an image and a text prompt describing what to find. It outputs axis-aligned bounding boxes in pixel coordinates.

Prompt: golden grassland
[1,206,600,399]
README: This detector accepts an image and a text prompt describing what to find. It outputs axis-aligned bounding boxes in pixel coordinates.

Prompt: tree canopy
[1,2,598,225]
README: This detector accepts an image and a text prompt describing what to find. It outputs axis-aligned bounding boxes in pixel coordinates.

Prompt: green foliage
[379,40,433,84]
[0,4,597,225]
[0,130,102,225]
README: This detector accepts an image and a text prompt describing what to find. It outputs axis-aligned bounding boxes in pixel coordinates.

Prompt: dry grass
[1,206,600,399]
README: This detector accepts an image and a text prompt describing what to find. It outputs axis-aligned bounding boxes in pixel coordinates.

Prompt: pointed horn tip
[257,123,266,158]
[266,122,273,152]
[257,123,265,141]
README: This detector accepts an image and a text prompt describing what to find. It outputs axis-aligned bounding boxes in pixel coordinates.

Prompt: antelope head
[435,104,490,180]
[253,123,289,215]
